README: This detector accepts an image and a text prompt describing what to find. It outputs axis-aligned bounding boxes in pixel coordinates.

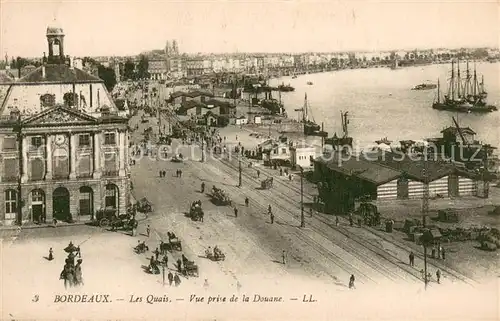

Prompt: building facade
[0,25,130,226]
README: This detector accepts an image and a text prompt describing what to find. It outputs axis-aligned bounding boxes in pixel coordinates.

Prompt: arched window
[5,189,18,217]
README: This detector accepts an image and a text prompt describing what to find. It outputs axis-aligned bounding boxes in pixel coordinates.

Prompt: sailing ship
[432,59,497,113]
[294,93,327,137]
[325,111,353,151]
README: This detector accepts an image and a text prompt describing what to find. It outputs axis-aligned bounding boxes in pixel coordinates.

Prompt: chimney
[42,65,46,78]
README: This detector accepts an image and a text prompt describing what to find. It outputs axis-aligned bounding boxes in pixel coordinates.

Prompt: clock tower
[46,23,65,64]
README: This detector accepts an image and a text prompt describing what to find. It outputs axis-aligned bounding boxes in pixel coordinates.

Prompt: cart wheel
[100,218,110,227]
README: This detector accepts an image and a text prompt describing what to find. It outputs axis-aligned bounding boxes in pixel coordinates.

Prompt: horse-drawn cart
[182,261,199,277]
[136,197,153,213]
[205,248,226,261]
[188,201,204,221]
[211,186,232,206]
[94,208,117,227]
[171,154,184,163]
[261,177,273,189]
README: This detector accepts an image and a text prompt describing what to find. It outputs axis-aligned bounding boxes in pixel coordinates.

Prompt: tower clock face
[55,134,66,145]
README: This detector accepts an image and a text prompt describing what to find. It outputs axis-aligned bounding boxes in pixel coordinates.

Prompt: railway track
[216,157,421,284]
[188,159,378,285]
[221,156,477,286]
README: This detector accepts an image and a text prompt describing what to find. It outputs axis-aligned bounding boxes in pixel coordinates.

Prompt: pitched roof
[367,150,454,182]
[205,98,235,108]
[180,100,207,110]
[17,64,102,84]
[316,153,402,186]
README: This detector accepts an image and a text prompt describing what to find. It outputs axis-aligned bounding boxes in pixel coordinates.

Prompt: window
[3,137,17,150]
[30,158,45,181]
[104,133,116,145]
[3,158,18,181]
[79,134,90,146]
[5,189,17,215]
[281,148,287,154]
[77,155,91,177]
[32,190,44,202]
[31,136,43,148]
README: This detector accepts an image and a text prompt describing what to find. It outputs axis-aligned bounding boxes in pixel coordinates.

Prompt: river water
[269,62,500,150]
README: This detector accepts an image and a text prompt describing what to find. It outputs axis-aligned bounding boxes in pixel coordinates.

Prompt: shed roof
[315,153,402,186]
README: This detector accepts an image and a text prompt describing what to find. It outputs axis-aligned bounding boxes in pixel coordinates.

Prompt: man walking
[270,212,274,224]
[441,247,446,260]
[409,251,415,267]
[436,269,441,284]
[245,197,249,207]
[146,225,151,237]
[234,207,238,218]
[257,170,260,178]
[282,250,287,265]
[349,274,355,289]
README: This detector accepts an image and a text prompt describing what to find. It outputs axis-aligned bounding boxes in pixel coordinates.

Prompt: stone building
[0,25,130,226]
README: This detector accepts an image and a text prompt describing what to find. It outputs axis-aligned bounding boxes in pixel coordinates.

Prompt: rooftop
[316,152,403,186]
[17,64,102,84]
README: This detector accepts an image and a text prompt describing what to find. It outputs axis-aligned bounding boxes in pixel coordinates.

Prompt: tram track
[217,157,419,284]
[187,159,378,285]
[224,156,477,286]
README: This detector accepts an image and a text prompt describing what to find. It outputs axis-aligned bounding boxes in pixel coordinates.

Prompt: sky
[0,0,499,58]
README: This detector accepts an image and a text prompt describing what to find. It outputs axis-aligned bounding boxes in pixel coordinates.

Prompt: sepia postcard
[0,0,498,320]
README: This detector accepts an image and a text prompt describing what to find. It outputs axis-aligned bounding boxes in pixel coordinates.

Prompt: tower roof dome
[46,23,64,36]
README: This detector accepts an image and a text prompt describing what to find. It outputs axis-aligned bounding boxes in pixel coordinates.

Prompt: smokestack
[42,65,46,78]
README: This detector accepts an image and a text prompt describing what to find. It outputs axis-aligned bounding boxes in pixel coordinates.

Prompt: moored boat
[432,59,497,113]
[411,83,437,90]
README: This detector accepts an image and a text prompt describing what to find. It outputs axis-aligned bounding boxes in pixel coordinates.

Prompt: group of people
[141,238,182,287]
[59,241,84,289]
[410,251,443,284]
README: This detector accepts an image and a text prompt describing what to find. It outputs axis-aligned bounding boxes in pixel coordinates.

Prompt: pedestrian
[179,170,182,178]
[349,216,353,227]
[270,213,274,224]
[154,247,160,261]
[436,269,441,284]
[163,170,166,177]
[168,271,174,286]
[282,250,287,265]
[77,246,81,258]
[257,170,260,178]
[162,253,168,266]
[268,205,272,214]
[146,225,151,237]
[48,247,54,261]
[280,168,283,176]
[441,247,446,260]
[349,274,355,289]
[176,259,182,273]
[409,252,415,267]
[420,269,425,279]
[289,174,292,181]
[159,170,162,177]
[432,247,436,258]
[309,207,313,217]
[203,278,209,290]
[234,207,238,218]
[437,244,441,259]
[245,197,249,207]
[335,216,339,226]
[201,182,205,193]
[174,273,181,287]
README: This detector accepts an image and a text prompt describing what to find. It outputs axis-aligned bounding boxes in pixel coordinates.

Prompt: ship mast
[436,79,440,104]
[473,61,478,97]
[464,60,470,97]
[448,60,455,100]
[303,93,308,122]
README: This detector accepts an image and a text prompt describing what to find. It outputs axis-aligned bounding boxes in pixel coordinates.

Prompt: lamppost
[238,157,242,187]
[300,166,305,228]
[421,155,430,290]
[201,134,205,163]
